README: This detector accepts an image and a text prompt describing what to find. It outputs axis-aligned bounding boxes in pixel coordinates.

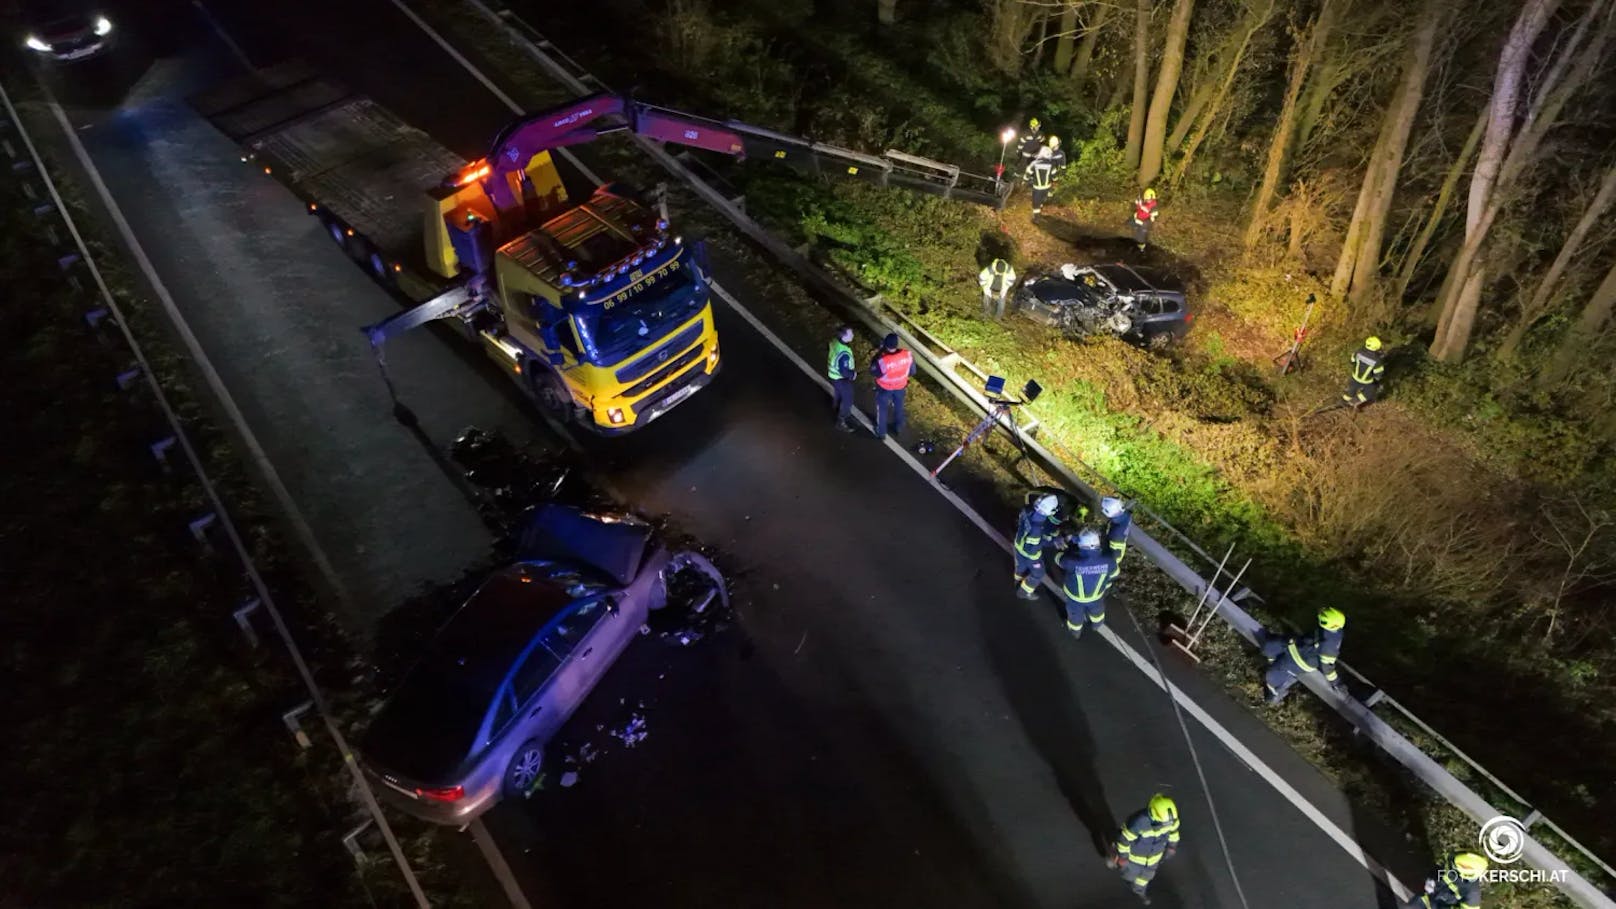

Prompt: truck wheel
[325,219,348,250]
[528,371,574,422]
[368,251,393,284]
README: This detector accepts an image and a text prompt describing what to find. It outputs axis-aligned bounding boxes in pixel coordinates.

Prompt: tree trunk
[1166,79,1216,151]
[1431,0,1612,362]
[1245,4,1339,249]
[1124,0,1152,169]
[1341,0,1443,305]
[877,0,896,26]
[1031,10,1051,69]
[1170,0,1275,187]
[1053,2,1078,73]
[1498,159,1616,357]
[1072,2,1110,82]
[1545,257,1616,382]
[1393,107,1486,299]
[1137,0,1194,187]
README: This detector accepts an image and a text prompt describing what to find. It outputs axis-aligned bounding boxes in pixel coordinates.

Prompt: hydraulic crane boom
[485,92,1011,210]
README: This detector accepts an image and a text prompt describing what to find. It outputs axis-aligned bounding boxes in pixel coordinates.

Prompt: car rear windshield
[361,659,492,784]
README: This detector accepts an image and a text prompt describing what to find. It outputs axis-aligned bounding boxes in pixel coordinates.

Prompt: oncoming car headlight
[24,35,50,52]
[94,16,114,36]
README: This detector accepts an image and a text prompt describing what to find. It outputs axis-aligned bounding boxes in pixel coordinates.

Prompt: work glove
[1423,878,1436,895]
[1165,845,1177,860]
[1110,852,1128,870]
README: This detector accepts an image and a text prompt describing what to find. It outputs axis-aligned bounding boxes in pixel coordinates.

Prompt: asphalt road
[23,2,1430,906]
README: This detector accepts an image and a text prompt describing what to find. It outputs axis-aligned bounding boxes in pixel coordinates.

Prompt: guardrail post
[1363,689,1387,709]
[232,597,262,648]
[282,701,315,749]
[149,435,177,470]
[114,365,142,390]
[188,513,218,549]
[1522,809,1543,830]
[342,819,376,863]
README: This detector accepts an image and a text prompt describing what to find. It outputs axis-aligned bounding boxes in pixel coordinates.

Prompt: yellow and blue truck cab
[427,154,719,433]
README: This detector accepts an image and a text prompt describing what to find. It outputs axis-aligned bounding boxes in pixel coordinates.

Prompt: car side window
[541,599,609,659]
[511,641,563,703]
[1157,297,1181,314]
[1141,297,1164,316]
[490,688,516,737]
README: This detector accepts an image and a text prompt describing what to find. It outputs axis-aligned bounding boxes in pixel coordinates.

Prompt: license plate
[641,383,699,424]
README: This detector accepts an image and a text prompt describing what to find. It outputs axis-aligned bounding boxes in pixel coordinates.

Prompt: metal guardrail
[0,78,431,908]
[459,3,1615,904]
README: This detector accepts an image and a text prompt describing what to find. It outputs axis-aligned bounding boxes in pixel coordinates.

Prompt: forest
[523,0,1616,871]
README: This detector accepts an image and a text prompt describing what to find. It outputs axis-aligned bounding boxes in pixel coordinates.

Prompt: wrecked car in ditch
[1015,262,1193,348]
[360,503,725,825]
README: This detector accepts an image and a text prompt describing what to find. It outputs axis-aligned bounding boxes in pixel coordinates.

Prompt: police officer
[979,257,1017,320]
[1406,852,1487,908]
[1343,336,1386,408]
[869,332,914,441]
[1111,793,1181,904]
[1014,494,1059,599]
[1017,117,1046,173]
[827,325,858,432]
[1261,606,1348,704]
[1100,496,1131,571]
[1026,147,1056,215]
[1057,528,1117,639]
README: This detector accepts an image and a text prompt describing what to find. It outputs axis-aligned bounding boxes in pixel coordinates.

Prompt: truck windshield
[573,267,703,365]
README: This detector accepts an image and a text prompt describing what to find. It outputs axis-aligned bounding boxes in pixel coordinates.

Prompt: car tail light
[1184,310,1195,323]
[415,785,464,803]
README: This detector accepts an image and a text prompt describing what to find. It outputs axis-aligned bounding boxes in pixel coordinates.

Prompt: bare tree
[1169,0,1277,187]
[1137,0,1195,186]
[1125,0,1153,169]
[1497,159,1616,356]
[1244,3,1341,249]
[1546,256,1616,380]
[1529,496,1616,641]
[986,0,1048,73]
[1430,0,1615,362]
[1053,1,1080,72]
[1392,107,1487,299]
[1330,0,1447,303]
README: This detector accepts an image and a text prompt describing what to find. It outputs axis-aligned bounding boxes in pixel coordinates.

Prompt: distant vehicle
[1016,262,1193,348]
[18,0,114,62]
[360,504,724,825]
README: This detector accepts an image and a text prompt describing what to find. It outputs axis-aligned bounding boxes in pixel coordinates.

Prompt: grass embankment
[416,2,1605,902]
[0,120,493,905]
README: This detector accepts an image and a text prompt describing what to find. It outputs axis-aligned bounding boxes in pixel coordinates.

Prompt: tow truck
[192,62,1008,432]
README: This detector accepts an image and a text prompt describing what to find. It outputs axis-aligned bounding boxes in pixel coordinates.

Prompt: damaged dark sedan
[1015,262,1194,348]
[360,504,724,825]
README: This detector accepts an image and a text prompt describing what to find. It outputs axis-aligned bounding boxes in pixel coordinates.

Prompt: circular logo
[1480,816,1526,864]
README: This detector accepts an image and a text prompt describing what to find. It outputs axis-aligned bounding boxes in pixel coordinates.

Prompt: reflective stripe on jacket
[1115,809,1181,863]
[873,349,914,390]
[1106,512,1132,563]
[1351,348,1385,384]
[979,259,1017,293]
[1027,160,1055,190]
[827,340,854,380]
[1015,507,1050,559]
[1134,198,1158,224]
[1317,627,1343,682]
[1058,548,1116,603]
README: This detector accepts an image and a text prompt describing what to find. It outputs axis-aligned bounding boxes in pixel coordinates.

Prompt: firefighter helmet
[1148,794,1178,823]
[1076,529,1101,550]
[1451,852,1489,880]
[1364,336,1382,351]
[1100,497,1125,518]
[1318,607,1346,631]
[1028,117,1041,131]
[1047,135,1061,150]
[1143,188,1157,201]
[1034,495,1059,517]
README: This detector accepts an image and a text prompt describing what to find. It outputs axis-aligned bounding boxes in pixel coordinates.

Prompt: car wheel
[505,740,545,799]
[1147,331,1173,351]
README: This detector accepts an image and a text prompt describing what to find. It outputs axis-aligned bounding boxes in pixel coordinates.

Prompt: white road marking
[38,88,357,617]
[394,2,1413,901]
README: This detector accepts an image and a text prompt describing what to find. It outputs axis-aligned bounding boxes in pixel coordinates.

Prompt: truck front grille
[621,344,705,402]
[614,322,704,385]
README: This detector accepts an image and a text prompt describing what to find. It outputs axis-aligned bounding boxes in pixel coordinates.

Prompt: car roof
[361,568,573,782]
[515,503,654,586]
[1091,263,1184,293]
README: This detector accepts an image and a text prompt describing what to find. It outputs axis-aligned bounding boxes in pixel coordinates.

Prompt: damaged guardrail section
[462,2,1613,903]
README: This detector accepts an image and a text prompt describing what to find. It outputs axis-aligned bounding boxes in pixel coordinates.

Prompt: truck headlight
[24,35,50,52]
[607,408,625,425]
[706,344,719,370]
[94,16,114,36]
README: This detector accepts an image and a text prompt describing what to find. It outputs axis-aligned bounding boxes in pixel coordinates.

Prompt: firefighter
[1017,117,1046,173]
[1111,793,1181,904]
[827,325,857,432]
[1026,147,1056,215]
[1056,528,1116,639]
[869,332,914,441]
[1132,188,1159,250]
[1045,135,1067,175]
[1100,496,1131,571]
[1261,606,1347,704]
[1343,336,1386,408]
[1406,852,1487,908]
[979,257,1017,320]
[1014,494,1060,599]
